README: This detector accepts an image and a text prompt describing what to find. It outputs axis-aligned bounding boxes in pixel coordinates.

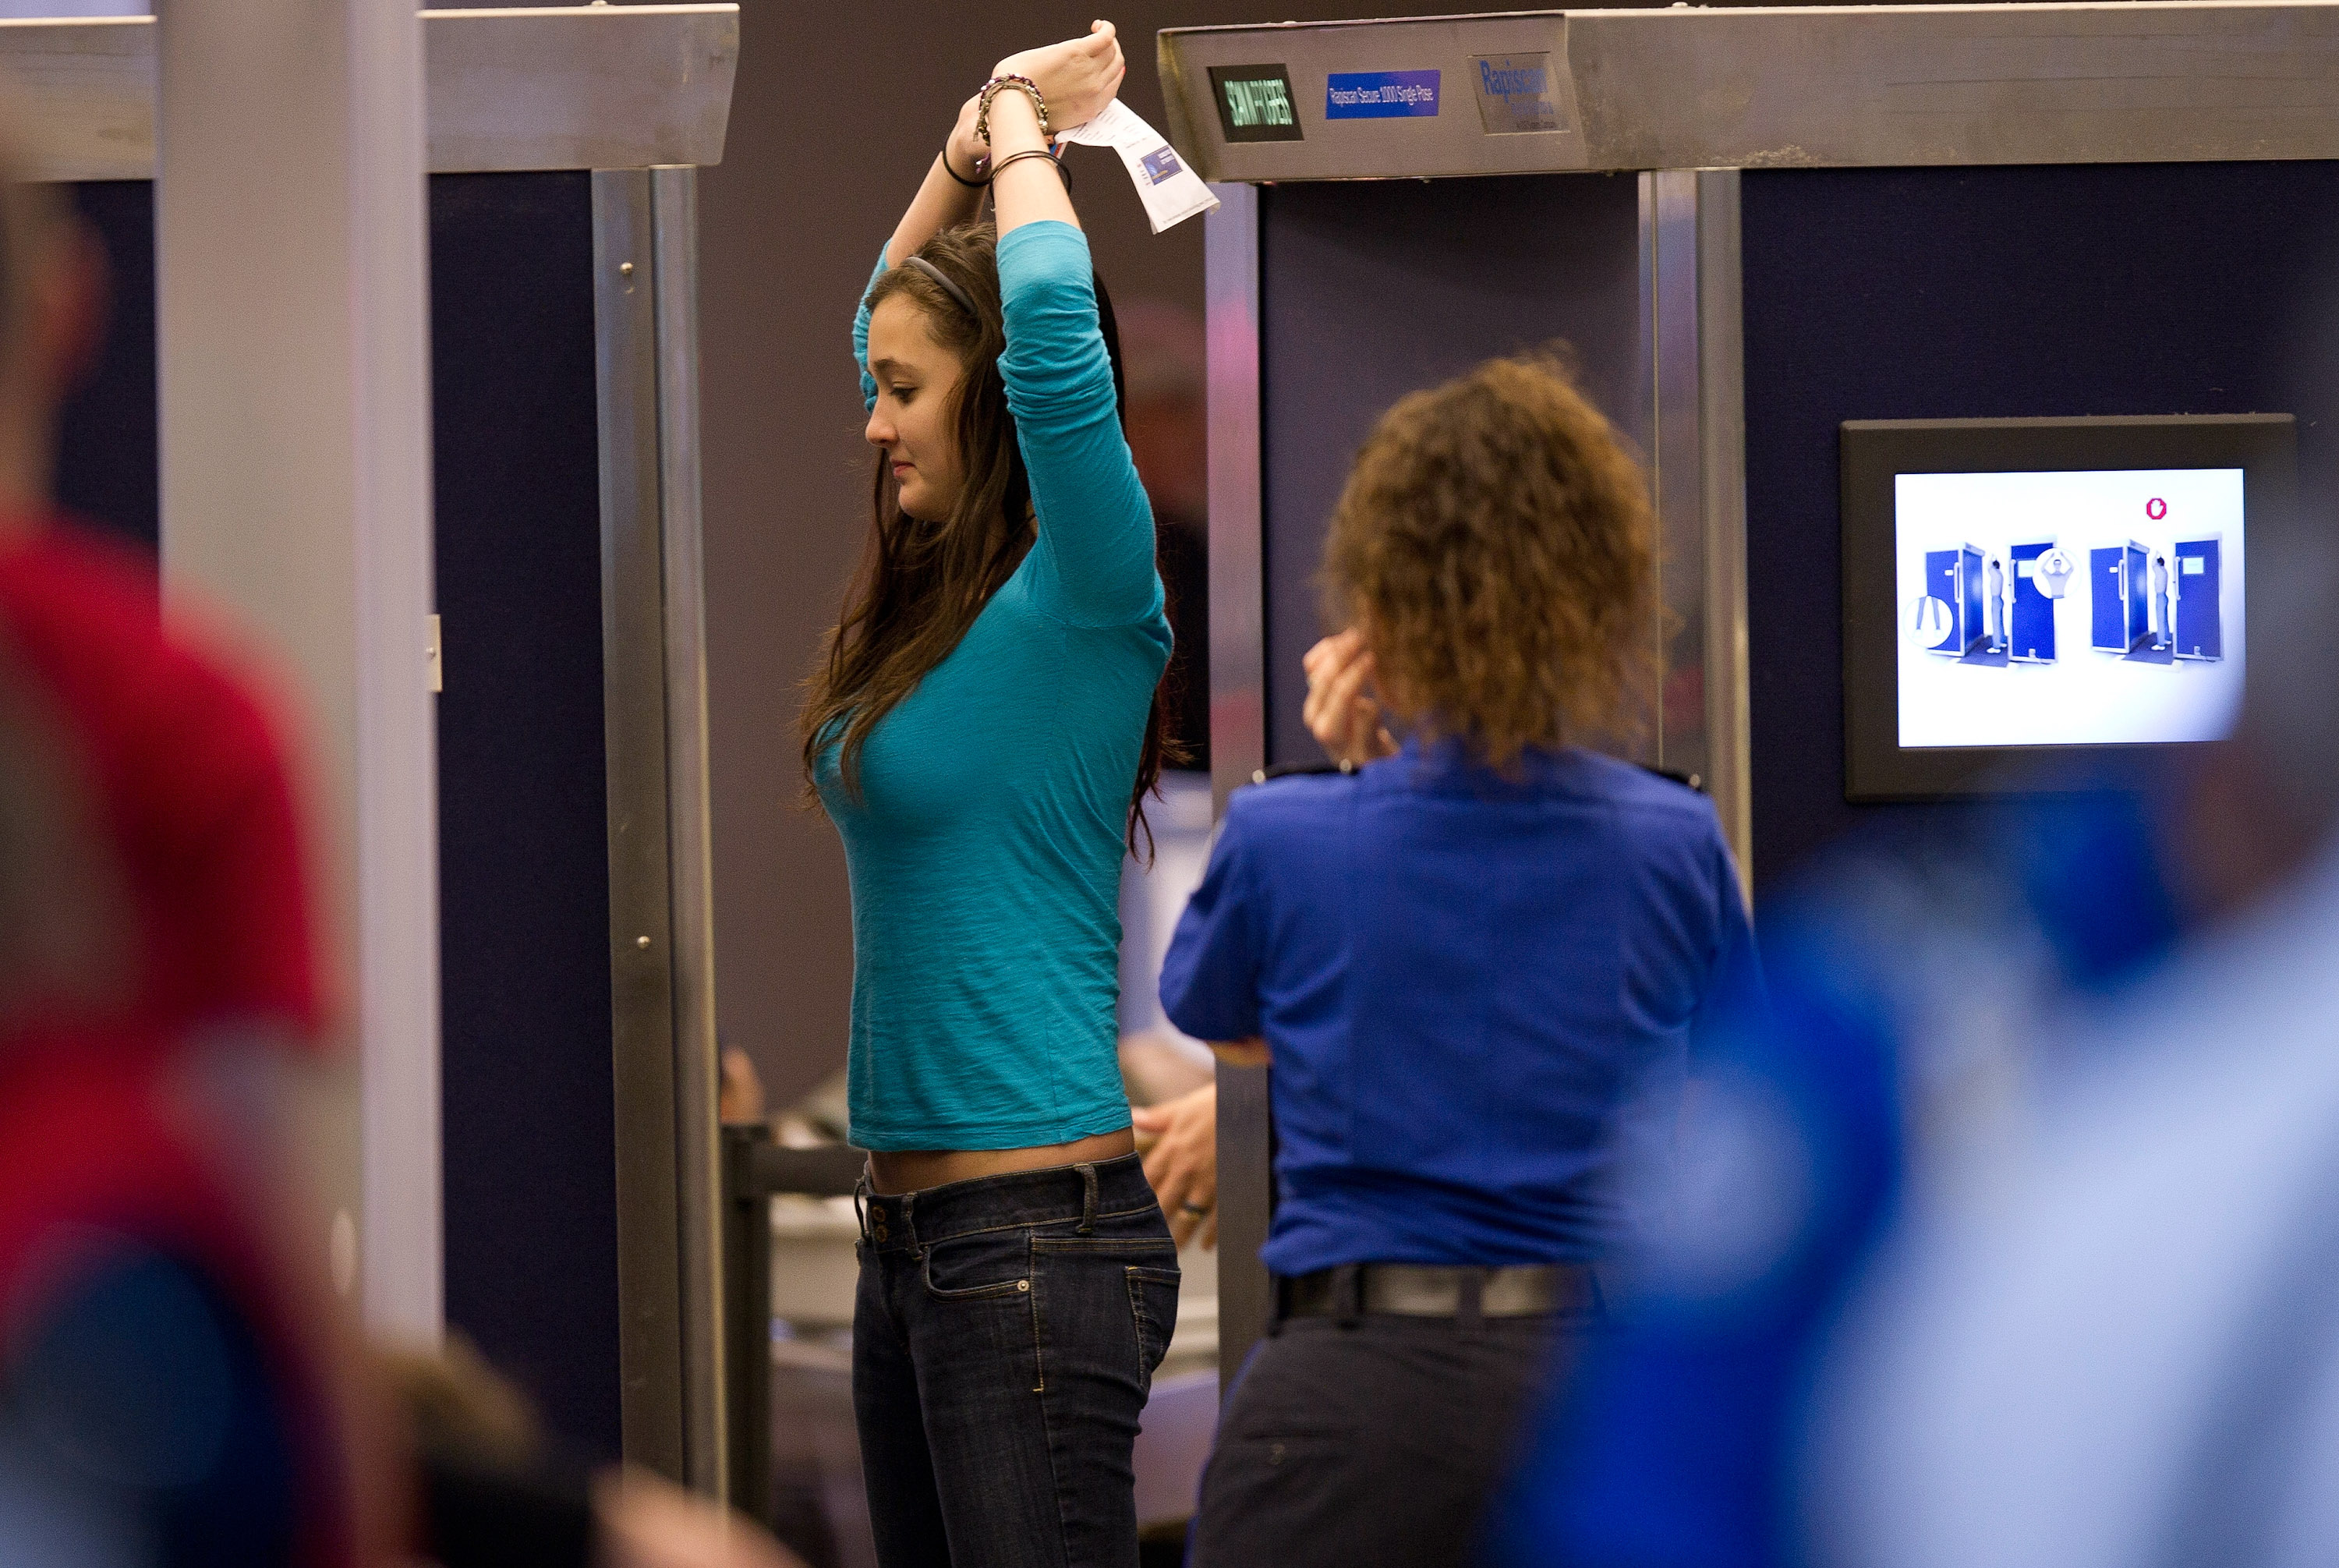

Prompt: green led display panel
[1209,64,1304,143]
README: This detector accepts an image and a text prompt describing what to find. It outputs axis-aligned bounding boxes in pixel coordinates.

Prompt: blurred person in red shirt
[0,136,795,1568]
[0,134,389,1568]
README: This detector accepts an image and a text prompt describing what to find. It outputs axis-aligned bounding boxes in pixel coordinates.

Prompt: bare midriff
[868,1127,1137,1196]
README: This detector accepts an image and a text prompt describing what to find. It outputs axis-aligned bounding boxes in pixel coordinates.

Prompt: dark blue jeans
[853,1153,1180,1568]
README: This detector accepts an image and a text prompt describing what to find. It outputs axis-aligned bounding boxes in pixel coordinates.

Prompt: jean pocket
[1126,1265,1181,1382]
[918,1228,1033,1301]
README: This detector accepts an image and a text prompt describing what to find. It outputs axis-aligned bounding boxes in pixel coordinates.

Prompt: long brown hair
[801,222,1181,855]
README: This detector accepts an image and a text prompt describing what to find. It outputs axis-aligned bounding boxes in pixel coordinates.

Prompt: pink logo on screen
[2146,497,2169,520]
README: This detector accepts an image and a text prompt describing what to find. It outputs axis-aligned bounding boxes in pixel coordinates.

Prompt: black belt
[1275,1262,1598,1324]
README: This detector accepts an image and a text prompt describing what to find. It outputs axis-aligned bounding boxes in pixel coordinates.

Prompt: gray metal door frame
[1196,166,1751,1391]
[596,163,727,1495]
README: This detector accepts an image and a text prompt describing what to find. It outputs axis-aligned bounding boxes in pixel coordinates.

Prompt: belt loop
[1076,1161,1099,1235]
[1336,1264,1362,1329]
[852,1169,871,1244]
[1458,1269,1485,1333]
[899,1191,916,1248]
[1266,1274,1286,1337]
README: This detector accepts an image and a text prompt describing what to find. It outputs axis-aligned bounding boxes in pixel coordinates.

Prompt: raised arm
[982,28,1157,625]
[983,23,1123,238]
[996,224,1158,625]
[852,97,985,411]
[886,96,989,269]
[854,27,1126,412]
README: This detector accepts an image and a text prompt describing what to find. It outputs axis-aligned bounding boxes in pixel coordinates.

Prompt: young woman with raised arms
[799,21,1181,1567]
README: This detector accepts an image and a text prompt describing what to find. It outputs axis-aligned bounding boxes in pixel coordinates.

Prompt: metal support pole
[1638,168,1753,892]
[1646,169,1704,780]
[653,162,728,1502]
[1203,181,1275,1396]
[154,0,442,1340]
[718,1133,871,1525]
[1205,182,1265,818]
[596,165,726,1496]
[1696,170,1754,896]
[720,1124,774,1526]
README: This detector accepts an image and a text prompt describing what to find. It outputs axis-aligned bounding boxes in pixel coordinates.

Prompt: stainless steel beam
[426,5,736,175]
[1202,182,1275,1398]
[1161,2,2339,183]
[651,162,728,1504]
[1696,170,1754,898]
[597,167,688,1485]
[1205,182,1267,819]
[595,162,727,1497]
[1647,169,1704,783]
[1214,1060,1272,1398]
[1,4,737,182]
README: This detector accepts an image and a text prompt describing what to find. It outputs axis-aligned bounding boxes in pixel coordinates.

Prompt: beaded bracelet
[975,74,1049,144]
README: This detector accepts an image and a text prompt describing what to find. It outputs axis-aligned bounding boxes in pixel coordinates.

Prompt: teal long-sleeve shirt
[817,221,1172,1151]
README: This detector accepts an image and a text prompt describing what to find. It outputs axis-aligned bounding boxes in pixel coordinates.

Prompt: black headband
[902,255,979,320]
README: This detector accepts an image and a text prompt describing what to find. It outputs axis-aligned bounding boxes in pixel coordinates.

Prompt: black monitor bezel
[1841,413,2295,802]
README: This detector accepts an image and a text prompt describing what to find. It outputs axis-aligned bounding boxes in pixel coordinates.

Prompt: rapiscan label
[1325,69,1441,120]
[1471,53,1567,135]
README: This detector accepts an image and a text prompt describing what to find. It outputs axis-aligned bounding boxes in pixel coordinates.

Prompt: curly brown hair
[1321,352,1656,769]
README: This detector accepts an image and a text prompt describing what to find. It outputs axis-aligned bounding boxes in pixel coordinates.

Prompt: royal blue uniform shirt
[1159,739,1754,1275]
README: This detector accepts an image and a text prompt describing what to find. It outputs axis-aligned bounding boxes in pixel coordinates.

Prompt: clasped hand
[995,20,1127,133]
[948,21,1126,176]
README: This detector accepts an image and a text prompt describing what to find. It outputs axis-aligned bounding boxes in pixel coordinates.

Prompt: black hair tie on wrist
[902,255,979,319]
[941,146,988,188]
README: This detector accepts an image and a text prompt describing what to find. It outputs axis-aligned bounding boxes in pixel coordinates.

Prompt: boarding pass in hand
[1056,101,1219,235]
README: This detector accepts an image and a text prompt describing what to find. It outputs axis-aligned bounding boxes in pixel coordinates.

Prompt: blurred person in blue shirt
[1159,353,1753,1568]
[1485,441,2339,1568]
[1482,781,2189,1568]
[1795,519,2339,1568]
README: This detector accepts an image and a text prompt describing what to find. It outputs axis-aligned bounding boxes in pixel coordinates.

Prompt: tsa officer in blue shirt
[1160,354,1754,1568]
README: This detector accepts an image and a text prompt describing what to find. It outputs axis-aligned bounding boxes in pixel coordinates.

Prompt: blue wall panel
[429,171,621,1465]
[57,182,158,552]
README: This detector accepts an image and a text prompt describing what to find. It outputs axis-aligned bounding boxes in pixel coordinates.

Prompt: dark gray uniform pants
[1187,1312,1580,1567]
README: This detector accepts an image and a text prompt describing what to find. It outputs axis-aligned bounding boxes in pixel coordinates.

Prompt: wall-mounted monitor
[1842,414,2293,800]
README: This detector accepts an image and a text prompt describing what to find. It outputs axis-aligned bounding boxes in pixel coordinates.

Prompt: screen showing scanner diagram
[1895,468,2245,749]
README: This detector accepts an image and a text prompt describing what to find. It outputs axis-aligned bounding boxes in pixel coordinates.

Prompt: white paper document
[1056,101,1219,234]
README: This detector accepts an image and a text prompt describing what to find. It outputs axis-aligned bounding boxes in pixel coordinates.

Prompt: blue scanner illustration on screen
[1920,544,1987,657]
[2091,540,2152,656]
[2008,540,2066,662]
[1920,533,2216,671]
[1916,544,2013,664]
[2174,536,2223,660]
[1983,556,2008,653]
[2150,552,2174,654]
